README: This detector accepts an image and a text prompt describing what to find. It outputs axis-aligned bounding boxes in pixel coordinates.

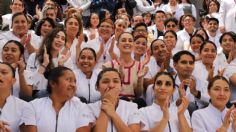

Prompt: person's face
[155,13,166,24]
[52,31,66,51]
[10,0,24,13]
[174,54,194,78]
[98,22,114,40]
[183,16,194,30]
[45,0,55,7]
[2,43,21,64]
[143,14,152,24]
[151,40,167,61]
[121,15,130,27]
[154,75,174,101]
[12,15,28,36]
[134,37,147,56]
[118,33,134,54]
[115,21,127,35]
[132,16,143,27]
[208,21,218,33]
[97,71,121,97]
[190,36,203,53]
[133,26,148,38]
[164,32,176,52]
[66,18,79,37]
[208,79,230,110]
[52,70,76,100]
[90,14,99,28]
[0,64,16,90]
[169,0,177,5]
[221,34,234,54]
[200,43,217,64]
[78,49,96,75]
[208,2,218,13]
[165,21,178,32]
[45,9,56,21]
[105,11,111,19]
[40,21,53,37]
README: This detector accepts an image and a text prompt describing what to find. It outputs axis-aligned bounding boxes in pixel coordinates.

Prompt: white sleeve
[127,103,141,125]
[191,111,207,132]
[26,53,38,72]
[219,1,226,27]
[191,4,197,19]
[20,103,37,126]
[24,70,34,85]
[80,0,92,11]
[76,102,96,128]
[224,64,236,80]
[138,108,149,131]
[67,0,79,8]
[136,0,155,13]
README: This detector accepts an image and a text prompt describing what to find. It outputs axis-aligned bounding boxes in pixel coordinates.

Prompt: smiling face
[190,36,203,53]
[65,17,79,38]
[51,70,76,100]
[12,14,28,36]
[0,64,16,91]
[164,32,177,52]
[2,42,22,64]
[10,0,24,14]
[115,20,127,35]
[40,21,53,37]
[51,31,66,51]
[200,43,217,65]
[78,49,96,77]
[134,37,147,56]
[117,33,134,54]
[90,13,99,28]
[98,21,114,41]
[221,34,234,54]
[151,40,168,62]
[154,74,175,101]
[208,79,230,111]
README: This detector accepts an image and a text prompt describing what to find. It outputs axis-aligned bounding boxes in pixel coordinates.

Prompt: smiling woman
[20,67,94,132]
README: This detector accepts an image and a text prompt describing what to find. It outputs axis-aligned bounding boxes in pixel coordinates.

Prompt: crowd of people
[0,0,236,131]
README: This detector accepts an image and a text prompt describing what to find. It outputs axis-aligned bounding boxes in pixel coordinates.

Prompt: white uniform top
[178,3,197,19]
[214,51,228,70]
[224,58,236,103]
[13,69,34,97]
[81,36,119,69]
[192,103,234,132]
[162,4,183,20]
[88,100,141,132]
[21,96,94,132]
[83,28,99,41]
[207,30,222,54]
[135,0,155,15]
[192,61,219,87]
[2,14,12,28]
[219,0,236,33]
[144,56,161,79]
[74,68,101,103]
[0,31,42,61]
[176,28,195,52]
[67,0,91,16]
[0,95,29,132]
[26,53,74,90]
[139,102,191,131]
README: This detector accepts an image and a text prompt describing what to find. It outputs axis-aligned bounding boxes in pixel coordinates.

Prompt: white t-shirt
[21,96,94,132]
[139,102,191,131]
[0,95,29,132]
[88,100,141,132]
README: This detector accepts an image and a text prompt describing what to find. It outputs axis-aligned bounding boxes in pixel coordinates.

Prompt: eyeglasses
[166,24,176,28]
[100,25,112,29]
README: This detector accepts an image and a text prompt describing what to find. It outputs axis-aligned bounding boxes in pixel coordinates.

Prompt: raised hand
[143,49,151,65]
[0,120,10,132]
[218,68,226,77]
[138,66,149,78]
[160,96,170,120]
[217,106,234,132]
[178,81,187,98]
[177,96,189,115]
[43,45,49,67]
[207,65,214,81]
[16,57,26,74]
[101,98,116,117]
[58,52,71,66]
